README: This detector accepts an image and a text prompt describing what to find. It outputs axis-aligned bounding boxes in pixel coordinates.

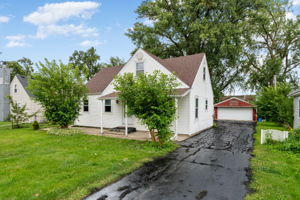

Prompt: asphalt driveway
[85,121,256,200]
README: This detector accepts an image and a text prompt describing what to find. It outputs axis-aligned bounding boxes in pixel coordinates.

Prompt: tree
[114,71,179,143]
[126,0,267,101]
[7,96,37,128]
[255,83,294,127]
[28,60,87,128]
[69,47,101,80]
[103,56,126,67]
[244,0,300,90]
[4,57,34,80]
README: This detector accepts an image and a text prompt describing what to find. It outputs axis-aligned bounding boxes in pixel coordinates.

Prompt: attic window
[14,84,17,93]
[83,100,89,112]
[203,67,206,81]
[136,62,144,75]
[205,99,208,110]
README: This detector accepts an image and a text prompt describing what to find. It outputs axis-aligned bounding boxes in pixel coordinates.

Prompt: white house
[289,89,300,129]
[75,49,214,137]
[10,75,45,122]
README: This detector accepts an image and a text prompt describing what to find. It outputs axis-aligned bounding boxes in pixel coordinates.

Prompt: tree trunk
[150,130,157,142]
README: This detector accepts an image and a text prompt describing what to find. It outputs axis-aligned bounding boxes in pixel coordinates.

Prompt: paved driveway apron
[85,121,256,200]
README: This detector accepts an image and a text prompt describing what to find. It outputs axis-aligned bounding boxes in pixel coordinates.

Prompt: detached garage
[214,97,257,121]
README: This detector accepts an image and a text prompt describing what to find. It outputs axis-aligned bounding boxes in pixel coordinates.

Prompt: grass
[0,125,176,200]
[0,121,11,126]
[246,122,300,200]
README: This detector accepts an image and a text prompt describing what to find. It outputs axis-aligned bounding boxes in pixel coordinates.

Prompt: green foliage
[28,60,87,128]
[4,57,34,81]
[114,71,179,143]
[103,56,126,67]
[255,83,294,126]
[244,0,300,90]
[269,129,300,154]
[69,47,102,80]
[126,0,273,101]
[7,96,37,129]
[47,128,83,136]
[32,121,40,130]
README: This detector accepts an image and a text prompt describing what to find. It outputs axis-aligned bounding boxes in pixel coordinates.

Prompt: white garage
[214,97,256,121]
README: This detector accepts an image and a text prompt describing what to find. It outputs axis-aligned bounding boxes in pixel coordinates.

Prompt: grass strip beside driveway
[246,122,300,200]
[0,126,176,200]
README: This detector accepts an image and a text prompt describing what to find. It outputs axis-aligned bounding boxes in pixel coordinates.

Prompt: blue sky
[0,0,299,67]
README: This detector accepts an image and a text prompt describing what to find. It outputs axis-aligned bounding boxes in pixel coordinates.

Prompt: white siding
[293,96,300,129]
[189,56,214,135]
[218,107,253,121]
[10,77,44,122]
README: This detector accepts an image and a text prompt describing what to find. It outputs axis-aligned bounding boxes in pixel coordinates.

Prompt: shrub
[32,121,40,130]
[255,83,294,127]
[47,128,83,136]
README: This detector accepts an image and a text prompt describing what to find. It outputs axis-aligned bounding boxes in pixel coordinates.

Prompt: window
[205,99,208,111]
[203,67,206,81]
[136,62,144,75]
[83,100,89,112]
[105,99,112,112]
[14,84,17,93]
[195,98,199,118]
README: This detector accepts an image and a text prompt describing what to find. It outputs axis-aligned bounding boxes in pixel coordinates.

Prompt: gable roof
[16,75,34,97]
[86,50,205,94]
[145,51,205,87]
[220,95,256,103]
[86,65,124,93]
[214,97,255,108]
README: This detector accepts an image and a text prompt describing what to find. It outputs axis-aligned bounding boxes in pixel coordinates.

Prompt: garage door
[218,107,253,121]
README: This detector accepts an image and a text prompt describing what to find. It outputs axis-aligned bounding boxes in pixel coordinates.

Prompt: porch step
[110,126,137,133]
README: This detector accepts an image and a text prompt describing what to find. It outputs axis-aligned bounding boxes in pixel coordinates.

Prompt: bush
[255,83,294,127]
[47,128,83,136]
[32,121,40,130]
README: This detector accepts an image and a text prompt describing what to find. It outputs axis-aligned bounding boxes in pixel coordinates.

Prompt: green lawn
[0,125,176,200]
[0,121,11,126]
[246,122,300,200]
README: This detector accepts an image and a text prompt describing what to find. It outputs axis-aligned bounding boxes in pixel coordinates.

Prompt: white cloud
[5,35,28,48]
[0,16,9,23]
[286,12,297,20]
[292,0,300,6]
[23,1,100,39]
[80,40,103,47]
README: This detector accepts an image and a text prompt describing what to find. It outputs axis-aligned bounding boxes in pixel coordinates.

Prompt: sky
[0,0,299,68]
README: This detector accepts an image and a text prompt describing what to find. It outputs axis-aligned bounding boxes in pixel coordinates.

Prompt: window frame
[105,99,112,113]
[203,67,206,81]
[136,62,144,75]
[83,99,89,112]
[195,97,199,119]
[14,84,17,93]
[205,99,208,111]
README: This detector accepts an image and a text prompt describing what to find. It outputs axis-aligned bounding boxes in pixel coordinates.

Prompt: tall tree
[104,56,126,67]
[4,57,34,80]
[28,60,87,128]
[69,47,101,80]
[126,0,265,101]
[244,0,300,90]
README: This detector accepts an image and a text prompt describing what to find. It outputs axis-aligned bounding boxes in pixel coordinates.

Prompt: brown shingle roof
[86,65,123,93]
[146,51,205,87]
[86,50,205,94]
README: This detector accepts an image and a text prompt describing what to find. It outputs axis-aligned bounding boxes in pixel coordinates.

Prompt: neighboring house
[289,89,300,129]
[214,97,257,121]
[10,75,45,122]
[75,48,214,136]
[0,65,12,121]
